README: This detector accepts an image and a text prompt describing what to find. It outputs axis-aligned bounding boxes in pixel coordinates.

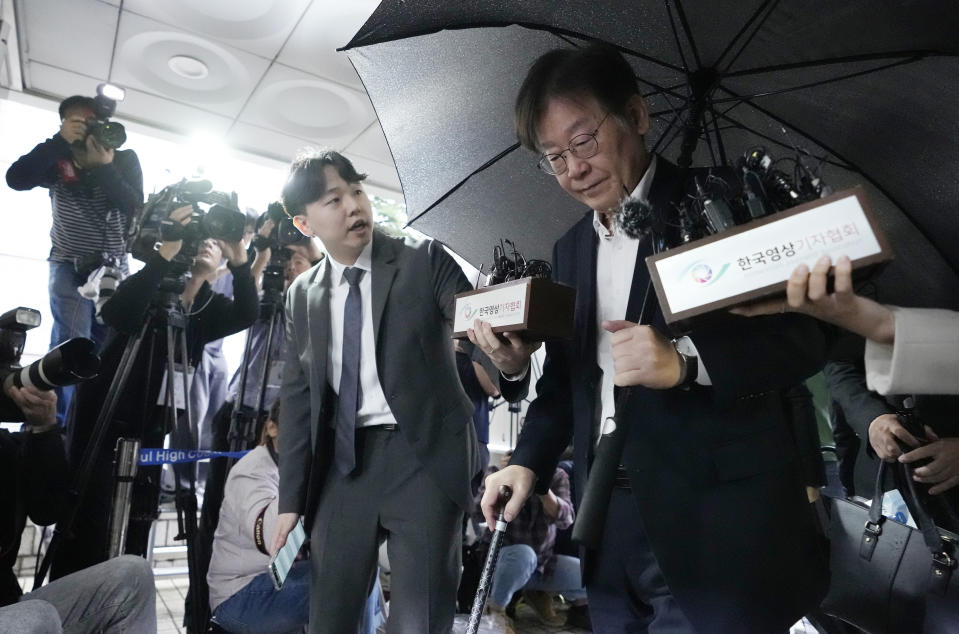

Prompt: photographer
[0,384,156,633]
[6,95,144,426]
[52,205,257,579]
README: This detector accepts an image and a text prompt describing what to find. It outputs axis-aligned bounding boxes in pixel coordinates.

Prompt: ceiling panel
[21,0,117,79]
[122,0,309,61]
[277,0,381,91]
[239,62,375,146]
[341,152,401,192]
[12,0,404,200]
[112,10,270,118]
[118,87,233,137]
[345,121,393,163]
[26,62,106,103]
[225,120,315,165]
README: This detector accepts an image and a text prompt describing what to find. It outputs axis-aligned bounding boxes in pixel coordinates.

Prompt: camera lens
[3,338,100,392]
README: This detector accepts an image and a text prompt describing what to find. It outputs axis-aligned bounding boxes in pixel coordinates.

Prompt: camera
[0,307,100,421]
[127,179,247,269]
[257,202,310,296]
[85,83,127,150]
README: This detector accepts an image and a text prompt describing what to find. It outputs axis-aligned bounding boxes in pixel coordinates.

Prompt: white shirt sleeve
[865,307,959,395]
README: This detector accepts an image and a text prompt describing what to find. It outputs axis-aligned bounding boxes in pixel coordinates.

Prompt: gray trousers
[0,555,156,634]
[310,425,462,634]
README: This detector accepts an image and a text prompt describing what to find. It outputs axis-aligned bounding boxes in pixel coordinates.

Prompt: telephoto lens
[3,338,100,392]
[95,267,122,323]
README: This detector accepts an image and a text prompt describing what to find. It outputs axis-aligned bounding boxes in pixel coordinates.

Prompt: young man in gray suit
[269,150,532,633]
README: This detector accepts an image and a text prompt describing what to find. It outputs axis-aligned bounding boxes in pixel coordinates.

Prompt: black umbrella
[343,1,959,308]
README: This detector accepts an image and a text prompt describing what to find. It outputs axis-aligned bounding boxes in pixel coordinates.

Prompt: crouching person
[208,400,381,634]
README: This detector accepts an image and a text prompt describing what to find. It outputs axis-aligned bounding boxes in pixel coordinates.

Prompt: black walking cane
[466,485,513,634]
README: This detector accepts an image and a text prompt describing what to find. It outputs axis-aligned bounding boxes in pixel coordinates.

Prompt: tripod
[34,273,206,634]
[227,277,285,460]
[187,262,286,632]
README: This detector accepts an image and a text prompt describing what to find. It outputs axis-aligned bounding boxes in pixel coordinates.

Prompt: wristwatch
[671,336,699,388]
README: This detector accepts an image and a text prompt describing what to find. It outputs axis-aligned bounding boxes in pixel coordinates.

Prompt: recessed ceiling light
[168,55,209,80]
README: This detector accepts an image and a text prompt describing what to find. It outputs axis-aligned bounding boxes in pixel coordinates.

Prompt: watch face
[673,336,696,358]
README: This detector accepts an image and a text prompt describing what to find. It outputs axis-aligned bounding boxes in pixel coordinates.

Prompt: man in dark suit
[269,150,532,633]
[473,44,830,633]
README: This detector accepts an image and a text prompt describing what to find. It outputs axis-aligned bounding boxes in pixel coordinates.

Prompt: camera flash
[97,83,126,102]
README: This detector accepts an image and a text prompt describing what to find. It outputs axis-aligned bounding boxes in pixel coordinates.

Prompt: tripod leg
[34,321,149,590]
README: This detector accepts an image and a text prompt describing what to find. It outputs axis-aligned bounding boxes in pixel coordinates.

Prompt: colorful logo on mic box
[460,302,478,321]
[679,260,729,287]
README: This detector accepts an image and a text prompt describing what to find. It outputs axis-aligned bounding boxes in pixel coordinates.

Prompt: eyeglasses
[537,112,610,176]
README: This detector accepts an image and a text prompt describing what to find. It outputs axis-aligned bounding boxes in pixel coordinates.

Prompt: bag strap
[896,460,957,595]
[859,460,887,561]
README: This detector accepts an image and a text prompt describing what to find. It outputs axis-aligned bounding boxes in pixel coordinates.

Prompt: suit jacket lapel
[625,157,681,324]
[575,219,599,367]
[370,232,398,343]
[306,258,332,400]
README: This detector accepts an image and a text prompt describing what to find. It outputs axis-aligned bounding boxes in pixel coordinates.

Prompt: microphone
[615,185,654,240]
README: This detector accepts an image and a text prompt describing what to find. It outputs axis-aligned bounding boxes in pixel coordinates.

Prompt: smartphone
[267,518,306,591]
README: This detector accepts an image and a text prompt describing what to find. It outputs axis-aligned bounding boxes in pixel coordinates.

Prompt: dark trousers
[586,488,695,634]
[310,425,461,634]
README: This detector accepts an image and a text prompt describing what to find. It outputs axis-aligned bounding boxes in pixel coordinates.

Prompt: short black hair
[281,149,367,217]
[514,43,639,152]
[58,95,96,120]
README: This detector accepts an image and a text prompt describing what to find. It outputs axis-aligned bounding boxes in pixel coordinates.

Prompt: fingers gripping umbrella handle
[466,485,513,634]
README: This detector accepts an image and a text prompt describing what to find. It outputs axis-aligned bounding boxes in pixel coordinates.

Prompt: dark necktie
[334,266,365,474]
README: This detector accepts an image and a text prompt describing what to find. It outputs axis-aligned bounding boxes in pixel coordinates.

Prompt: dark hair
[281,149,367,217]
[58,95,96,120]
[261,399,282,445]
[514,43,639,152]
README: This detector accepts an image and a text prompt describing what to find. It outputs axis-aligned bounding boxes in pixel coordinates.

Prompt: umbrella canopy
[344,1,959,308]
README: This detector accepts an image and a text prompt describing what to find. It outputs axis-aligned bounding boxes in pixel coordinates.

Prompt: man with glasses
[471,44,829,633]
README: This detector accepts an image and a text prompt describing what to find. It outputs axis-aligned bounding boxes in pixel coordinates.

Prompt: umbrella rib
[651,107,687,155]
[713,0,777,71]
[663,0,690,71]
[643,81,689,100]
[719,0,783,74]
[725,50,943,78]
[404,142,522,228]
[710,107,853,170]
[712,55,925,105]
[670,0,703,68]
[718,88,959,279]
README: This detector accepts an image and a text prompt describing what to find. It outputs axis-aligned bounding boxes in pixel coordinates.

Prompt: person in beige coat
[734,254,959,395]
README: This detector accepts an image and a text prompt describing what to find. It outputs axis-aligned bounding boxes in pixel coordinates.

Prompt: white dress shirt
[593,156,710,438]
[325,241,397,428]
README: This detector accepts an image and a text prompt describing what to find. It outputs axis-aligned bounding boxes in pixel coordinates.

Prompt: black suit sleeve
[508,242,574,491]
[5,134,71,190]
[690,312,829,406]
[823,357,893,458]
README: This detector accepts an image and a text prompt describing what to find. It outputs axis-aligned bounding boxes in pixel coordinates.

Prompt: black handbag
[821,460,959,633]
